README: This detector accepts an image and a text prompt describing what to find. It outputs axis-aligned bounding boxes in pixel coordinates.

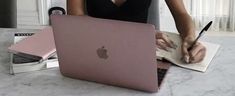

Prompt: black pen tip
[204,21,213,31]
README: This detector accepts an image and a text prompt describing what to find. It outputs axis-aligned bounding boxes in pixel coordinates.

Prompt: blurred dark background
[0,0,17,28]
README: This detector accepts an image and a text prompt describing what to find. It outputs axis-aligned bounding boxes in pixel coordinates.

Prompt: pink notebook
[8,27,56,61]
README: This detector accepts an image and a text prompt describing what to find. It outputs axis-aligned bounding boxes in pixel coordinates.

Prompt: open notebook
[157,32,220,72]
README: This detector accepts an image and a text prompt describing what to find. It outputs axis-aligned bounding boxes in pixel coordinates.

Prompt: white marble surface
[1,28,235,96]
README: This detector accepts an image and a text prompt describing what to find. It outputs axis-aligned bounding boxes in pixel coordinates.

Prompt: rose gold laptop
[51,15,170,92]
[8,27,56,61]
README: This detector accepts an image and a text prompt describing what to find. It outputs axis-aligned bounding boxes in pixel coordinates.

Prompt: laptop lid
[51,15,158,92]
[8,27,56,61]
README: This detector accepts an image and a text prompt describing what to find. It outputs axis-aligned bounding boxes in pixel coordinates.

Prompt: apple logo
[96,46,109,59]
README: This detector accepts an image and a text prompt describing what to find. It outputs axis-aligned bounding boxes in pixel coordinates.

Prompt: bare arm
[67,0,85,15]
[165,0,195,39]
[165,0,206,63]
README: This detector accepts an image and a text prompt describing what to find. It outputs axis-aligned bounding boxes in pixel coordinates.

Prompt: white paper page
[46,60,59,68]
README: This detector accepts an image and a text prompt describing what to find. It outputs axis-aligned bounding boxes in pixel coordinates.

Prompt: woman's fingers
[181,42,190,63]
[182,41,206,63]
[190,49,206,63]
[156,39,169,51]
[189,43,206,63]
[156,32,176,50]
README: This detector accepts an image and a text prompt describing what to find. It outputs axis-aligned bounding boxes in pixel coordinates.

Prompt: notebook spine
[14,33,34,36]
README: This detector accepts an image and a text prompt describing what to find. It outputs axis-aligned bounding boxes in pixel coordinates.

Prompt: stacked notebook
[8,27,59,74]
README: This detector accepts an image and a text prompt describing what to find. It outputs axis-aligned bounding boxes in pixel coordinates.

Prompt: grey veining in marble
[0,28,235,96]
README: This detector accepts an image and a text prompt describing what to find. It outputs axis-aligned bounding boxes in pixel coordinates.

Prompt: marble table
[0,28,235,96]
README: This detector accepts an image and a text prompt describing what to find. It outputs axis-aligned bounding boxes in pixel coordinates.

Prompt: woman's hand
[155,32,176,51]
[181,36,206,63]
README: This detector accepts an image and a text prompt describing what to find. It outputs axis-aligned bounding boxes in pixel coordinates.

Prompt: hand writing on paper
[181,36,206,63]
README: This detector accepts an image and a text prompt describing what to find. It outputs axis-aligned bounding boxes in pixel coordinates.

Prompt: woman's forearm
[67,0,85,15]
[174,13,195,40]
[165,0,195,40]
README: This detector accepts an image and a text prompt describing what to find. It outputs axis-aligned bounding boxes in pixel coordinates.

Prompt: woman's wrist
[175,13,196,41]
[181,30,195,42]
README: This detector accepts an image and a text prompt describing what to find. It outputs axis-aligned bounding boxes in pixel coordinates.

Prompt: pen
[187,21,213,51]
